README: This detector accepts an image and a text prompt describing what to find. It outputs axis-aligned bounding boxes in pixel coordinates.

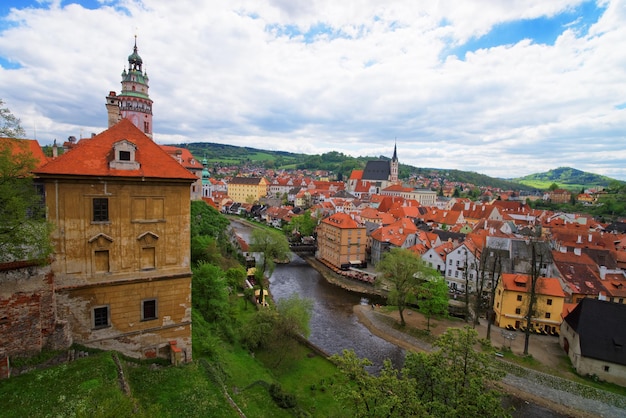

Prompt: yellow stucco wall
[45,177,193,360]
[494,281,565,332]
[317,222,367,268]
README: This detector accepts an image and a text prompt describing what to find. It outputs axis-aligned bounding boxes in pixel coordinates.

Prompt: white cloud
[1,0,626,180]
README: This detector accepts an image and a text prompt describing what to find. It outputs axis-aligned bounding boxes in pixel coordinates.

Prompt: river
[230,219,571,417]
[270,255,404,372]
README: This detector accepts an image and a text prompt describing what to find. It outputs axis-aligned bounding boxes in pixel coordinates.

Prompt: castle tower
[390,142,399,183]
[106,37,153,138]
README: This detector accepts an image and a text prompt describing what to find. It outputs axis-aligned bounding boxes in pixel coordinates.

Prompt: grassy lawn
[0,295,347,418]
[0,351,136,418]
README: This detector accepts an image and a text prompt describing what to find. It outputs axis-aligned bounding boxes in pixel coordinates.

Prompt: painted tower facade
[106,37,153,138]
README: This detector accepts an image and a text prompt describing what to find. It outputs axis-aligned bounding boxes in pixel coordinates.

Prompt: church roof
[362,160,391,181]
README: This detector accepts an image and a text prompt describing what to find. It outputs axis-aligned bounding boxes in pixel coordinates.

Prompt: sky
[1,1,626,180]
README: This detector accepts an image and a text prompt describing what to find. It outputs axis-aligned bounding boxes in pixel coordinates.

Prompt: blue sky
[1,0,626,180]
[453,1,607,58]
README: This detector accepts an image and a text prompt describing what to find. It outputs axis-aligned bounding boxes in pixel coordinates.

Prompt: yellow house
[316,212,367,270]
[34,119,197,362]
[227,176,268,203]
[494,273,565,334]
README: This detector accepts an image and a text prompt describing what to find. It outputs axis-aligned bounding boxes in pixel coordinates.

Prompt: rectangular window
[141,247,156,270]
[545,312,551,319]
[547,299,553,305]
[94,250,110,273]
[517,295,523,301]
[93,198,109,222]
[515,308,521,314]
[93,306,109,329]
[142,299,157,321]
[604,365,610,372]
[119,150,131,161]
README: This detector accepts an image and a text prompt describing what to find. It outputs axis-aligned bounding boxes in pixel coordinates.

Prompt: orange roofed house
[494,273,565,334]
[34,119,197,362]
[316,212,367,270]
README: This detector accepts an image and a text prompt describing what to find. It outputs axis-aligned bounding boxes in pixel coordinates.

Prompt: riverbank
[354,304,623,418]
[302,255,387,298]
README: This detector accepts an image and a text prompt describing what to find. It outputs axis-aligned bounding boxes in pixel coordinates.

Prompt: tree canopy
[0,101,52,262]
[249,228,290,304]
[1,99,25,138]
[417,275,449,331]
[332,327,507,417]
[376,248,433,326]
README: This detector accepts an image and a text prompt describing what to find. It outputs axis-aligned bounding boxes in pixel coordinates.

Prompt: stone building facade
[34,119,196,362]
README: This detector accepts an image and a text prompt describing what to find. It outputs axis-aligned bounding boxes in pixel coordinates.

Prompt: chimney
[52,139,58,158]
[574,247,581,256]
[588,234,592,242]
[577,235,582,243]
[599,265,607,280]
[105,91,121,128]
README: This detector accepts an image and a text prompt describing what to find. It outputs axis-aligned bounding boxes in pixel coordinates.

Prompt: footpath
[354,305,626,418]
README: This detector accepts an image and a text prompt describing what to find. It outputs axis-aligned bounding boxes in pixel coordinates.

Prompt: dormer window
[109,140,140,170]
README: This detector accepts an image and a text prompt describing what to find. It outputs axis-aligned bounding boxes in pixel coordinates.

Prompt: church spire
[390,140,399,183]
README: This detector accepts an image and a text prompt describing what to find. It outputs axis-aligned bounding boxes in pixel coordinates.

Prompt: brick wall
[0,263,60,358]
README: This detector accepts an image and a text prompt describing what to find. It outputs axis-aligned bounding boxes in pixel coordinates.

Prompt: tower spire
[106,37,153,138]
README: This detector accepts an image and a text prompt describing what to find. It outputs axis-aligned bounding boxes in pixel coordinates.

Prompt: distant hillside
[173,142,569,191]
[513,167,623,191]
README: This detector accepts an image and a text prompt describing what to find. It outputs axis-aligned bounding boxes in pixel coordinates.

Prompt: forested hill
[176,142,616,191]
[513,167,624,191]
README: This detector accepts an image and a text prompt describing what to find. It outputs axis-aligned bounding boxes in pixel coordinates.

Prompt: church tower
[390,142,399,183]
[106,37,153,138]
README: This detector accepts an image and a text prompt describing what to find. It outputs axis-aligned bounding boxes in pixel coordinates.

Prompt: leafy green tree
[240,294,313,367]
[192,262,235,340]
[332,327,507,417]
[249,228,290,305]
[376,248,425,327]
[285,210,317,238]
[0,105,52,263]
[224,266,246,292]
[417,275,449,331]
[190,200,229,239]
[191,235,220,265]
[404,327,507,417]
[331,350,425,417]
[548,182,559,191]
[1,98,26,138]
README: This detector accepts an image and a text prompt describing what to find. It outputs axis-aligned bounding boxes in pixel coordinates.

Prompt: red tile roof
[321,212,360,229]
[0,137,49,172]
[501,273,565,297]
[34,119,197,181]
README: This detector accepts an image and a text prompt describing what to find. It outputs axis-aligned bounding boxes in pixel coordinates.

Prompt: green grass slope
[513,166,622,191]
